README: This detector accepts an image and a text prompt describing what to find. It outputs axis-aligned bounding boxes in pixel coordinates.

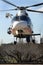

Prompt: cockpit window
[12,15,30,22]
[13,16,19,21]
[20,16,28,21]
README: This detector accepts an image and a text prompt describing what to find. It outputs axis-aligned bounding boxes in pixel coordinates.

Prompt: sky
[0,0,43,43]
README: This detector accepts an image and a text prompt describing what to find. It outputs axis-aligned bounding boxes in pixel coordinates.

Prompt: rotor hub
[19,7,26,10]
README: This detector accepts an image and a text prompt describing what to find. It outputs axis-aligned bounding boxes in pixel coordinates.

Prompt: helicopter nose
[7,27,11,34]
[16,29,23,35]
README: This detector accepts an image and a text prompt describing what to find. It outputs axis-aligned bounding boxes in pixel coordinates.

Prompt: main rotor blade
[0,8,17,11]
[2,0,19,8]
[25,3,43,8]
[27,9,43,13]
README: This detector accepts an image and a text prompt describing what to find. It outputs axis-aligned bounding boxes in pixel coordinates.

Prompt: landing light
[16,30,18,35]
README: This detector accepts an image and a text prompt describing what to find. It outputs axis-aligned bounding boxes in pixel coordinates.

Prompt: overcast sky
[0,0,43,43]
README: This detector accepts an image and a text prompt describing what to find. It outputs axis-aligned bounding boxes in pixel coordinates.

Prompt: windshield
[12,15,33,29]
[12,15,32,26]
[12,15,30,21]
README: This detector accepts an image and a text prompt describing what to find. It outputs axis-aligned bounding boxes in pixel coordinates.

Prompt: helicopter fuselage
[8,10,33,38]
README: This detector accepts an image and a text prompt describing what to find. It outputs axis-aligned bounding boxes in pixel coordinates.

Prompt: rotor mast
[16,7,28,16]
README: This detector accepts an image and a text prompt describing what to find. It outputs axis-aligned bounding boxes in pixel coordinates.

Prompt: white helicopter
[1,0,43,44]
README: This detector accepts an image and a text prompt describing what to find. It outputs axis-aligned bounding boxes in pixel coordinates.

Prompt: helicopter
[1,0,43,44]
